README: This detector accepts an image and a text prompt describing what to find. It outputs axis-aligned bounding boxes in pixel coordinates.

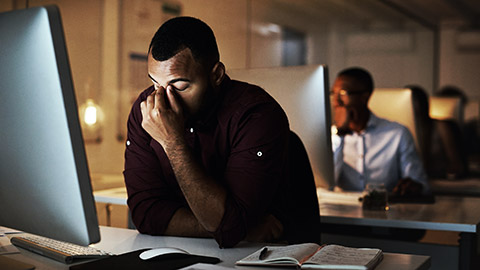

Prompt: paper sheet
[179,263,234,270]
[0,235,20,255]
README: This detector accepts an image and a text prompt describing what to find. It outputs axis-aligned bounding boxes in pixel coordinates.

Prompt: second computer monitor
[228,65,334,188]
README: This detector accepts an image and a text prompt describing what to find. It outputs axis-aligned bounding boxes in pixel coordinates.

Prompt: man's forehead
[148,48,198,80]
[335,76,364,92]
[149,48,195,67]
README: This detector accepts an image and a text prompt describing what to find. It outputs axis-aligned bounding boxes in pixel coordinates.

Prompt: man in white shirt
[331,67,430,195]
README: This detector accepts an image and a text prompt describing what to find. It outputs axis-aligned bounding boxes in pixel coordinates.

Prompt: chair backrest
[285,131,321,244]
[368,88,419,151]
[429,96,470,178]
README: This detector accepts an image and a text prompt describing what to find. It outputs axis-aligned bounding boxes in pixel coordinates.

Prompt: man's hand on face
[333,105,354,136]
[140,86,186,150]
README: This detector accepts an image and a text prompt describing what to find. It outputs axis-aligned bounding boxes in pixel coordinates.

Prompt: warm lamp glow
[79,98,103,128]
[78,98,103,143]
[84,100,98,126]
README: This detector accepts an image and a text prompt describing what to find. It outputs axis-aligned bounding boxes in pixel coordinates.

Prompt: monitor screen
[0,6,100,245]
[228,65,334,188]
[368,88,418,151]
[429,96,462,122]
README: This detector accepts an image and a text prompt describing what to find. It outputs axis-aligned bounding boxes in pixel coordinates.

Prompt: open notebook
[236,243,383,270]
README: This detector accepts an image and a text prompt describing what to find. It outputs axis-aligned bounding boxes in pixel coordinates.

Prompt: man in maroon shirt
[124,16,320,248]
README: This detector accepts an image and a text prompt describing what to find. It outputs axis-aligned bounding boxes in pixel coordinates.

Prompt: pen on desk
[259,247,268,260]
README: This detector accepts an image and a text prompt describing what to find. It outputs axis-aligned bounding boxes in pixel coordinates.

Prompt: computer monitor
[228,65,334,188]
[0,6,100,246]
[429,96,463,123]
[368,88,419,151]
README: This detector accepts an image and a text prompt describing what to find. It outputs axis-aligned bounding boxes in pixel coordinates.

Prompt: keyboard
[10,234,112,264]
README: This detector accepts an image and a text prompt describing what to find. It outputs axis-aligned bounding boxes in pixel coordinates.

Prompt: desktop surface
[318,188,480,270]
[318,188,480,232]
[4,226,430,270]
[430,177,480,197]
[95,186,480,233]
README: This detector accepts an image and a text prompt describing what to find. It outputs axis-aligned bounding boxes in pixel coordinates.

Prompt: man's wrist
[163,137,189,157]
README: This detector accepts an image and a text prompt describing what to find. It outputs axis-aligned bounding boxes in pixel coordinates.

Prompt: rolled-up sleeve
[210,100,289,247]
[124,82,290,248]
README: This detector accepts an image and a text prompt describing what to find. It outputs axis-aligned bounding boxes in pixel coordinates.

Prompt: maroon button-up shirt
[124,76,290,247]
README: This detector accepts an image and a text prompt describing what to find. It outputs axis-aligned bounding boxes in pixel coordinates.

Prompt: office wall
[0,0,114,177]
[1,0,478,182]
[439,22,480,100]
[341,27,435,93]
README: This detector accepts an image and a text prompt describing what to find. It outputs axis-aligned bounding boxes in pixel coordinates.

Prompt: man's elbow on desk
[131,205,244,248]
[129,196,284,248]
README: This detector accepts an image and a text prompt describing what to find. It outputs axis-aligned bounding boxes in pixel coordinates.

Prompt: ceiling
[383,0,480,29]
[273,0,480,30]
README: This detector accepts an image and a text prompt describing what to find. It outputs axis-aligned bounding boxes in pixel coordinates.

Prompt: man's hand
[140,86,186,151]
[245,214,284,243]
[392,178,423,197]
[333,105,353,136]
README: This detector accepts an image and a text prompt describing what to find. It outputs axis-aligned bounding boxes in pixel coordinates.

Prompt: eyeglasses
[330,89,368,97]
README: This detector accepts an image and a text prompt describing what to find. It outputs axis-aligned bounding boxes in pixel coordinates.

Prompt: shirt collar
[365,111,380,130]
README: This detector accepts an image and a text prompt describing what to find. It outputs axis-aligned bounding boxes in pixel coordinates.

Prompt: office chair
[409,86,434,175]
[434,119,469,178]
[430,96,469,178]
[284,131,321,244]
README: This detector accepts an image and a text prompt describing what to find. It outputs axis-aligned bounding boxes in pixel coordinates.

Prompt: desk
[3,226,430,270]
[430,177,480,197]
[93,187,129,227]
[93,187,128,205]
[318,188,480,270]
[96,186,480,231]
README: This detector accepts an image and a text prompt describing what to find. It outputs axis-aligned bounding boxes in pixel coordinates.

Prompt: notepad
[236,243,383,270]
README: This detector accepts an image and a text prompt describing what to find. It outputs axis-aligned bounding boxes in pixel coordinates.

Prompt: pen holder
[362,183,389,211]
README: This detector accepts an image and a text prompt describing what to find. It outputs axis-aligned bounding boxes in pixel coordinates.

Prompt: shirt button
[257,151,263,157]
[190,128,194,133]
[126,140,130,146]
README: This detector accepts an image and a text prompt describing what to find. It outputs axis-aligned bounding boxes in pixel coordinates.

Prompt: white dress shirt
[332,112,430,193]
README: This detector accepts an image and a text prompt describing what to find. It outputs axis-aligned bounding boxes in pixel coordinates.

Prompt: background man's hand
[392,178,423,197]
[140,86,186,150]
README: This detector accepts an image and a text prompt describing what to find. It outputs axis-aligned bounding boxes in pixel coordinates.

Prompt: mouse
[139,247,189,260]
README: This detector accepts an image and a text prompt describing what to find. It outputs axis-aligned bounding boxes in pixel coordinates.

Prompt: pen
[259,247,268,260]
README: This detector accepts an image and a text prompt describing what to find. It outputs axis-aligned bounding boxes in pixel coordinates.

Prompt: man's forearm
[165,143,227,233]
[164,207,212,237]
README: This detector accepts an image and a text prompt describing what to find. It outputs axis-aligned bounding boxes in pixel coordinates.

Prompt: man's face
[330,75,370,110]
[147,48,214,120]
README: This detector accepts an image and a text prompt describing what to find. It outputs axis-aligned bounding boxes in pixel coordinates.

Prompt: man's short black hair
[149,16,219,70]
[338,67,374,93]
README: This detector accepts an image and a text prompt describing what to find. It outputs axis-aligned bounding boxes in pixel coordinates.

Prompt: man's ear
[210,62,225,87]
[361,91,372,104]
